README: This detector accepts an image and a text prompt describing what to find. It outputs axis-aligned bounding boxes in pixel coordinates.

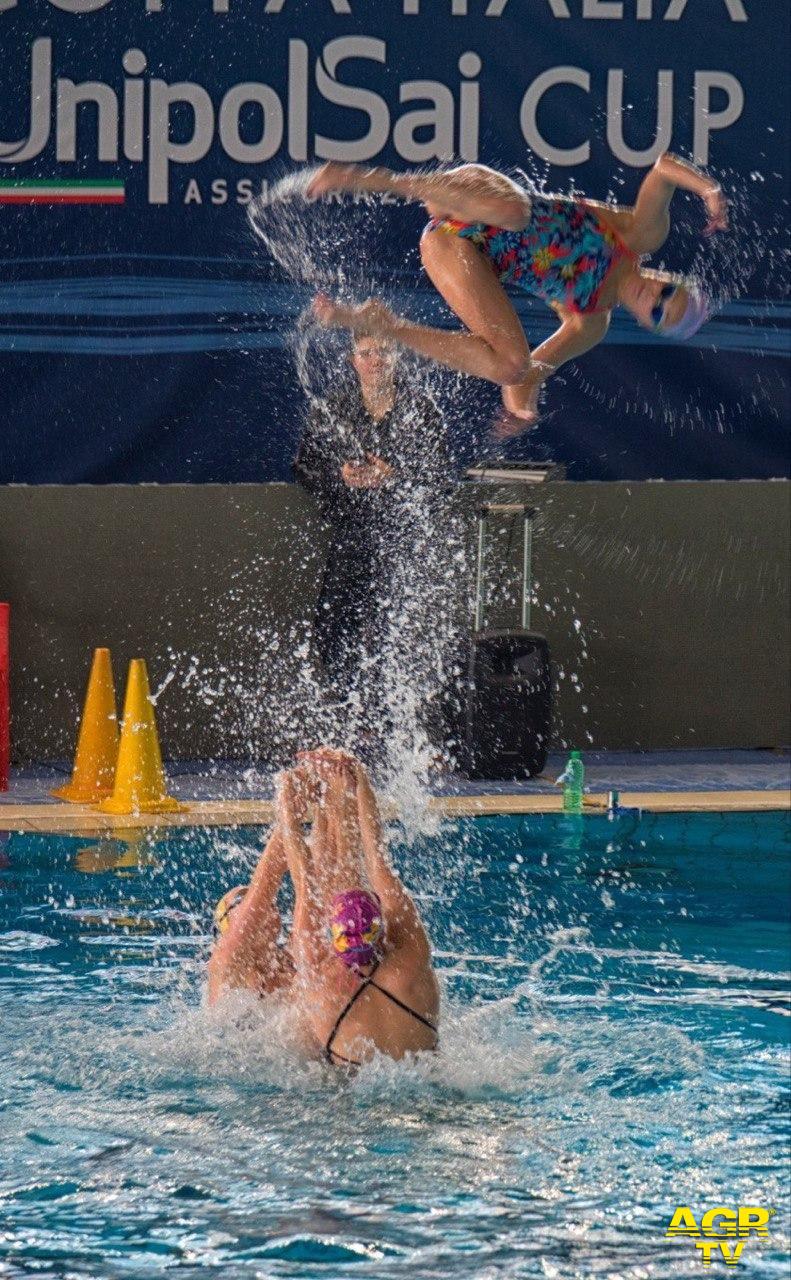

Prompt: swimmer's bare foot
[491,407,540,440]
[312,292,396,338]
[502,377,543,417]
[492,373,551,439]
[305,162,366,201]
[297,747,356,787]
[292,761,321,807]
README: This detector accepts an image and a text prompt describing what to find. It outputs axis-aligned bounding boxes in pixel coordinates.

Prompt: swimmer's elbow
[206,947,237,1004]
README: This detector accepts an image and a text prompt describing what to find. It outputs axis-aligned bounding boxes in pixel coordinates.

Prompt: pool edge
[0,789,788,833]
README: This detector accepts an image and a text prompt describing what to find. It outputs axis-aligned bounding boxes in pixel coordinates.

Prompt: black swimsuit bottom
[325,958,439,1067]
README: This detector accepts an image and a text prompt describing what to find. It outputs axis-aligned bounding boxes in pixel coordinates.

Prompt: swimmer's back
[315,948,440,1067]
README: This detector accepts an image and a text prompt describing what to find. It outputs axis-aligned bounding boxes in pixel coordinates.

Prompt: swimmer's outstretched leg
[206,825,293,1003]
[307,160,533,387]
[312,219,532,387]
[306,161,530,230]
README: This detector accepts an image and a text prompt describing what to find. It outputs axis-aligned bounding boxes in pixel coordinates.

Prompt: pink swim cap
[330,890,383,970]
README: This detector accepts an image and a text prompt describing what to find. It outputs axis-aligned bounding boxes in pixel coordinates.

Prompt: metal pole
[474,511,486,631]
[521,511,533,630]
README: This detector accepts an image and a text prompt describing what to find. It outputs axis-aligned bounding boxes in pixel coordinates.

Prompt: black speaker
[456,501,552,779]
[463,628,551,779]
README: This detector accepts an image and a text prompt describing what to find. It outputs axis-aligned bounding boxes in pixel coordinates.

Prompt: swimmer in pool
[206,749,439,1067]
[300,153,727,437]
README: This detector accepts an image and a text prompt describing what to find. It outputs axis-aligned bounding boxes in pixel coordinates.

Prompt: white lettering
[394,81,454,162]
[149,79,215,204]
[404,1,471,12]
[607,69,673,165]
[665,0,747,19]
[219,82,283,162]
[56,78,118,161]
[264,0,351,13]
[520,66,590,164]
[314,37,390,161]
[693,70,744,163]
[48,0,112,11]
[211,178,228,203]
[236,178,254,203]
[583,0,623,16]
[0,0,748,17]
[0,37,51,163]
[458,51,481,161]
[487,1,571,16]
[122,49,146,162]
[184,178,202,203]
[287,39,308,161]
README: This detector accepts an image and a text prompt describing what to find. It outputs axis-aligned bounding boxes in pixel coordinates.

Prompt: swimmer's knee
[500,354,532,385]
[420,224,450,256]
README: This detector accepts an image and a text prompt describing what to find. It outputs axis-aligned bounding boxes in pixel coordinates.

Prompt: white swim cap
[659,285,711,341]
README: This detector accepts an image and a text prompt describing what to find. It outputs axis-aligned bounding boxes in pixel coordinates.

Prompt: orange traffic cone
[98,659,184,816]
[53,648,119,803]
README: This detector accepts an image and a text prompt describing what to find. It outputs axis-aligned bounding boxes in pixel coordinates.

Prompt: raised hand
[702,185,728,235]
[341,455,395,489]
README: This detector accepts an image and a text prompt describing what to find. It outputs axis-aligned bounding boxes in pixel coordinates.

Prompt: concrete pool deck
[0,750,788,833]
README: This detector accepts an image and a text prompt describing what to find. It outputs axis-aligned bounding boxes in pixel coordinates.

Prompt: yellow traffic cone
[98,659,184,816]
[53,648,119,803]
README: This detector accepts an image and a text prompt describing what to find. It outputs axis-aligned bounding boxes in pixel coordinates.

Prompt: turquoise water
[1,810,789,1279]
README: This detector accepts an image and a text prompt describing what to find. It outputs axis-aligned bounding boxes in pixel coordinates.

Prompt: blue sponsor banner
[0,0,788,482]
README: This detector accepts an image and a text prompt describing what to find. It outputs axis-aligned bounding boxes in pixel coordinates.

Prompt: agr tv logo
[665,1205,774,1267]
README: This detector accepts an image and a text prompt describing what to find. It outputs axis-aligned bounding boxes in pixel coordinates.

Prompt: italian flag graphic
[0,179,125,205]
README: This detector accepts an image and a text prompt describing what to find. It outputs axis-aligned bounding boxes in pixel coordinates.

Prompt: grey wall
[0,481,788,762]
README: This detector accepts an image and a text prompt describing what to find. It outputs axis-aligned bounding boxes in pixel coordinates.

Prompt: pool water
[1,810,789,1278]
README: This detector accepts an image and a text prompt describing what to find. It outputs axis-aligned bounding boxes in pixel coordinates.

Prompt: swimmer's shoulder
[376,946,440,1010]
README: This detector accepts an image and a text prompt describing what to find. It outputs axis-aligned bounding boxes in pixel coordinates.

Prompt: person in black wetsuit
[293,335,453,754]
[206,749,439,1068]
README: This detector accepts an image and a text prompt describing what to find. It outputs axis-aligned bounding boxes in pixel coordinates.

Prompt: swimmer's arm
[636,153,727,235]
[275,772,312,901]
[508,311,611,404]
[353,764,433,963]
[206,826,287,1004]
[497,311,610,421]
[532,309,611,373]
[654,153,722,203]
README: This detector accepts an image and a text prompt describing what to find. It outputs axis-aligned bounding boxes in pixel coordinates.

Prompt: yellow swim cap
[213,885,248,936]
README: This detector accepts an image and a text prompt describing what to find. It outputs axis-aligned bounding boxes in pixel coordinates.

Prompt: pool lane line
[0,790,788,833]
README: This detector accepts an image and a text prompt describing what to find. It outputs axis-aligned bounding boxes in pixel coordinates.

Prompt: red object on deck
[0,603,8,791]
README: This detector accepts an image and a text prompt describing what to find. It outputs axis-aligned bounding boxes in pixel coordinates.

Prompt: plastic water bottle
[561,750,585,814]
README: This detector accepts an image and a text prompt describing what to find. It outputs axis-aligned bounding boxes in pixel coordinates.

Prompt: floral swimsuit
[425,194,634,315]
